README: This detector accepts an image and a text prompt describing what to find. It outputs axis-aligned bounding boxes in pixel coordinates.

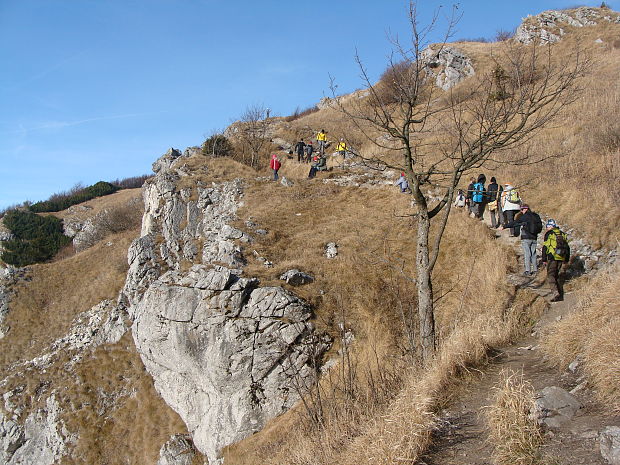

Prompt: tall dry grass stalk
[486,370,544,465]
[540,263,620,411]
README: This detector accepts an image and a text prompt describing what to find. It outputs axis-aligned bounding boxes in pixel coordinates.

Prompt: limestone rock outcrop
[421,46,475,90]
[515,7,620,45]
[122,149,329,464]
[0,298,126,464]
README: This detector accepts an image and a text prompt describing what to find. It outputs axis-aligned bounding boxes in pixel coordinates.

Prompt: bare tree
[237,103,271,168]
[332,2,587,359]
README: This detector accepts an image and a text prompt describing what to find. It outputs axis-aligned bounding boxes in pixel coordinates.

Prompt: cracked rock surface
[123,149,329,464]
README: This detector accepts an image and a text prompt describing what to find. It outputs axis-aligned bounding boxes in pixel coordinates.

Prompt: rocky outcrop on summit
[123,149,329,464]
[515,7,620,44]
[421,46,475,90]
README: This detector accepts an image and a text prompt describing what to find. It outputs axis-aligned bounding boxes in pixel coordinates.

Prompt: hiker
[486,177,500,228]
[294,139,306,163]
[304,142,314,163]
[316,129,327,155]
[501,204,543,276]
[471,174,486,220]
[315,155,327,171]
[454,189,466,208]
[309,155,326,178]
[337,139,347,157]
[270,154,281,181]
[501,184,521,236]
[541,219,570,302]
[395,172,409,193]
[465,177,476,214]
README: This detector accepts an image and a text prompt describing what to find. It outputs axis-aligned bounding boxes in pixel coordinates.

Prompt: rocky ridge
[121,148,330,464]
[515,7,620,44]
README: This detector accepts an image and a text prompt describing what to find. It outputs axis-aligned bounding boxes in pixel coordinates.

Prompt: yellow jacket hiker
[316,129,327,154]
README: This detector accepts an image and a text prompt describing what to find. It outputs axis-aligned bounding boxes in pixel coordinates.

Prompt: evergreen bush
[1,210,71,266]
[29,181,119,213]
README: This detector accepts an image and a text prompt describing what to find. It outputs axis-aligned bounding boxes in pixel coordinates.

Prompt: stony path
[418,222,618,465]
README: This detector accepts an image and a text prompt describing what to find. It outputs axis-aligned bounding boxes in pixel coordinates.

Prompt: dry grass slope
[540,262,620,412]
[486,370,545,465]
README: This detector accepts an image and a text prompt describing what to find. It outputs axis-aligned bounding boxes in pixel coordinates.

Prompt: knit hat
[520,204,529,210]
[546,219,557,228]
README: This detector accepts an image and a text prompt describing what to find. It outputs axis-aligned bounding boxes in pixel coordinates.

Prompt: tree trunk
[416,206,436,360]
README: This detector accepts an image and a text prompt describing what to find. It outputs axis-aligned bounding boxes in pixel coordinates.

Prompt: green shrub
[29,181,119,213]
[202,134,233,157]
[1,210,71,266]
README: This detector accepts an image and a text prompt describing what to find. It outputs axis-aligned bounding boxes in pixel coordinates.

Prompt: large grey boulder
[133,267,323,464]
[532,386,581,428]
[123,148,330,464]
[280,269,315,286]
[601,426,620,465]
[421,46,475,90]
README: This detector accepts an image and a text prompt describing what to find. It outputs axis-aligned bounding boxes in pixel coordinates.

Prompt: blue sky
[0,0,615,208]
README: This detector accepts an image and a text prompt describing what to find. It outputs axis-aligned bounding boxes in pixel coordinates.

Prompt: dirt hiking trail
[419,218,620,465]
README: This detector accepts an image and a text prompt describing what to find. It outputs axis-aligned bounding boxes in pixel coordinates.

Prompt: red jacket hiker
[270,155,281,181]
[270,155,281,170]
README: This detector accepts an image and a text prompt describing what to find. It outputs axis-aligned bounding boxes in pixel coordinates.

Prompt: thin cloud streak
[2,51,87,93]
[1,111,167,135]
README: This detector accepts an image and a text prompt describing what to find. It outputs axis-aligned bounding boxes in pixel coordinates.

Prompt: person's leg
[505,210,514,232]
[274,169,279,181]
[521,240,532,274]
[529,240,538,273]
[490,208,498,228]
[546,260,561,300]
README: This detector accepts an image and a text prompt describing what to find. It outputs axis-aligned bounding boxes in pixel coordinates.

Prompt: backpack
[546,229,569,261]
[472,183,484,203]
[528,212,543,235]
[507,189,520,204]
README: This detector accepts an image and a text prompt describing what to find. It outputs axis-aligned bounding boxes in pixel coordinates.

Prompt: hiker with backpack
[541,219,570,302]
[395,172,409,193]
[501,184,521,236]
[501,204,543,276]
[486,177,501,228]
[305,142,314,163]
[294,139,306,163]
[471,174,487,220]
[454,189,466,208]
[270,154,281,181]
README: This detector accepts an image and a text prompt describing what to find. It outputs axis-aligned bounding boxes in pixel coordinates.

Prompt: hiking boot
[522,271,532,277]
[550,295,563,302]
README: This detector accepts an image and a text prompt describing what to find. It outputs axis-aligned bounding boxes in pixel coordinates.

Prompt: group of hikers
[454,173,571,302]
[270,129,349,181]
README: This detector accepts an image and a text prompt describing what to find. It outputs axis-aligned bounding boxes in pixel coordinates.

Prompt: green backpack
[545,228,569,261]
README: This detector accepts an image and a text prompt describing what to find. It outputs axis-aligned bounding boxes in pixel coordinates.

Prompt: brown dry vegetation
[540,262,620,412]
[486,370,545,465]
[50,188,142,222]
[223,19,620,465]
[0,228,137,371]
[59,333,198,465]
[492,25,620,246]
[223,171,548,464]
